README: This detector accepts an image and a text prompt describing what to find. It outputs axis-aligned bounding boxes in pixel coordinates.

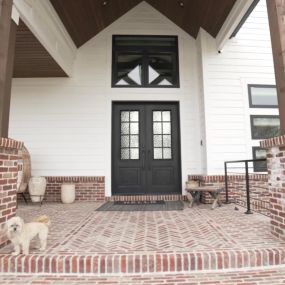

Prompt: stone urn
[61,184,75,204]
[28,177,47,202]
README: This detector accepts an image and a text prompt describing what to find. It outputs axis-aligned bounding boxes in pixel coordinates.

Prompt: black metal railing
[224,159,270,216]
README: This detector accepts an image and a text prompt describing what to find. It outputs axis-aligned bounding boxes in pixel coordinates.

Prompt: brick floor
[0,265,285,284]
[0,202,285,274]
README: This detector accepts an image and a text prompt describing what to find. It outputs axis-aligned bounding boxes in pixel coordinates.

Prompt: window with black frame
[252,147,267,172]
[250,115,280,140]
[112,35,179,88]
[248,84,278,108]
[248,84,279,172]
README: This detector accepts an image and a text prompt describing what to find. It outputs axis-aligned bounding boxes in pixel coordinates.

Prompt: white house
[8,0,279,200]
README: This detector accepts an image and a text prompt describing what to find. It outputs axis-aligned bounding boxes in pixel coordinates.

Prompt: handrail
[224,158,267,215]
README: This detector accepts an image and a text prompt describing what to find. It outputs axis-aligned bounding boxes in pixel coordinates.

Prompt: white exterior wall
[200,0,277,174]
[10,2,203,196]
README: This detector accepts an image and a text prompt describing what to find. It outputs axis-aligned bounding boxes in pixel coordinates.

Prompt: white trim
[216,0,255,51]
[11,5,20,25]
[13,0,77,76]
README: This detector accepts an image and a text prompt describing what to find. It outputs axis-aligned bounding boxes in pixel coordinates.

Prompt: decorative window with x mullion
[112,35,179,88]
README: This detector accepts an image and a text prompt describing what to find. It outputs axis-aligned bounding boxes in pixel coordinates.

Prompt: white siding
[10,2,203,195]
[201,0,277,174]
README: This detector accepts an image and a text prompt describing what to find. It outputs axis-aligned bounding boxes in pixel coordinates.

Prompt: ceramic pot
[61,184,75,204]
[28,177,46,202]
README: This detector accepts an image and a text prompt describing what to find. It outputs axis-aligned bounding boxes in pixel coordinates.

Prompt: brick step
[1,265,285,284]
[1,248,285,275]
[107,194,186,202]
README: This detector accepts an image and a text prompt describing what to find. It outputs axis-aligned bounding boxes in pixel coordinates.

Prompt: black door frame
[111,101,182,196]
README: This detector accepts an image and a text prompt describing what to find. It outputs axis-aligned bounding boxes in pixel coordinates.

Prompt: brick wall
[18,176,105,203]
[0,138,23,248]
[188,174,269,214]
[261,135,285,241]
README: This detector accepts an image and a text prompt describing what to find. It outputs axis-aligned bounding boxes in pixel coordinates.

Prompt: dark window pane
[148,55,174,86]
[112,36,179,88]
[115,54,143,86]
[249,86,278,107]
[253,147,267,172]
[251,116,280,139]
[114,36,177,47]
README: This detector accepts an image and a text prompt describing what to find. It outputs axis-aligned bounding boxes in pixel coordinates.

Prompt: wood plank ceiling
[50,0,236,47]
[13,20,67,78]
[13,0,236,77]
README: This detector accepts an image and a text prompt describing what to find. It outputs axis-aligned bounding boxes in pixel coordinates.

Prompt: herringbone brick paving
[0,202,283,255]
[1,202,285,275]
[0,265,285,284]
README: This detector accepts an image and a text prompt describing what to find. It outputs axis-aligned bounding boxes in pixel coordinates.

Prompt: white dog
[6,215,50,255]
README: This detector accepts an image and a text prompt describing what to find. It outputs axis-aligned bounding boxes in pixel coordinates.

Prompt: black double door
[112,102,181,195]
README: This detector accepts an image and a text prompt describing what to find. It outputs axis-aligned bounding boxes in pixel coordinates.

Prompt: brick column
[0,137,23,247]
[261,135,285,241]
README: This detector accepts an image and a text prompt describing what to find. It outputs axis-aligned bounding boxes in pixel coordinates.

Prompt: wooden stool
[186,186,224,209]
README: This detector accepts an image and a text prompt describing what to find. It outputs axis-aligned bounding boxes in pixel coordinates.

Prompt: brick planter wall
[188,174,269,213]
[261,135,285,241]
[0,138,23,248]
[18,176,105,203]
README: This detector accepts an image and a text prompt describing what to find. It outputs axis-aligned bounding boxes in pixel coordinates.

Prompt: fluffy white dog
[6,215,50,255]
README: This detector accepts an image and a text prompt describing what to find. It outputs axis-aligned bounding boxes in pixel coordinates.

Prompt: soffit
[50,0,237,47]
[13,20,67,78]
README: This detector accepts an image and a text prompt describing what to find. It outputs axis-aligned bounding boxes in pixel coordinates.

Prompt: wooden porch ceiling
[13,20,67,78]
[12,0,237,78]
[50,0,237,47]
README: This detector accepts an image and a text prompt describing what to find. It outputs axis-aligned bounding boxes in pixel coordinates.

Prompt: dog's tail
[35,215,51,227]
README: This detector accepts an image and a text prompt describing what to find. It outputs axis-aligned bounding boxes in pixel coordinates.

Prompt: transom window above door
[112,35,179,88]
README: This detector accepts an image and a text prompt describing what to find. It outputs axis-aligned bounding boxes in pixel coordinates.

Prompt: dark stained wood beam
[0,0,16,137]
[267,0,285,134]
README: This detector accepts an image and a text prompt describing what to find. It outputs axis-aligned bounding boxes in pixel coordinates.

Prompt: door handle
[142,150,145,170]
[148,150,151,170]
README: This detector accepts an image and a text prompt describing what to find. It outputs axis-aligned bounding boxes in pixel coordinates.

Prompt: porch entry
[112,102,181,195]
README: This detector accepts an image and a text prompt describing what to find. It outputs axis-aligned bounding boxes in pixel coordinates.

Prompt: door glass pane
[130,111,139,121]
[121,149,129,160]
[153,111,161,121]
[130,123,139,134]
[121,135,129,147]
[152,110,172,159]
[130,148,139,159]
[162,111,171,121]
[154,148,163,159]
[154,135,162,147]
[120,111,139,160]
[130,135,139,147]
[163,135,171,147]
[163,122,171,134]
[163,148,172,159]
